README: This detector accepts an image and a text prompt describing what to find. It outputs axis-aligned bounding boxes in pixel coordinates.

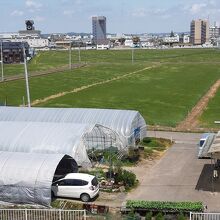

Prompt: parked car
[51,173,99,202]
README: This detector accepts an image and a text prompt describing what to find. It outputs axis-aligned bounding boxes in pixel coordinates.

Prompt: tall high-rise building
[190,19,209,45]
[92,16,107,45]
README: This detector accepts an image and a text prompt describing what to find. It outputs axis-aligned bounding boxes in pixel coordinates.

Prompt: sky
[0,0,220,34]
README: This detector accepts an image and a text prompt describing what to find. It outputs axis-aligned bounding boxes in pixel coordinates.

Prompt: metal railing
[190,212,220,220]
[0,209,86,220]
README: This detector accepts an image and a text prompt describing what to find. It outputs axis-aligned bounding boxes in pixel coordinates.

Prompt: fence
[190,212,220,220]
[0,209,86,220]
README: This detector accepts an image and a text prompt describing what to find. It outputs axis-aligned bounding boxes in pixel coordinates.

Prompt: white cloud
[132,8,147,17]
[34,16,45,22]
[10,10,24,16]
[25,0,42,11]
[132,8,169,19]
[63,10,75,16]
[189,3,207,14]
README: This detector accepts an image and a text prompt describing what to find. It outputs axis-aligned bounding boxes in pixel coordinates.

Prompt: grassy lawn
[3,51,70,76]
[1,48,220,127]
[3,48,220,77]
[38,63,220,126]
[0,63,147,106]
[199,89,220,128]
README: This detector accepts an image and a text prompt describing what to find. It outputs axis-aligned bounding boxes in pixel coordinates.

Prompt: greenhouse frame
[0,121,124,167]
[0,152,76,206]
[0,107,147,147]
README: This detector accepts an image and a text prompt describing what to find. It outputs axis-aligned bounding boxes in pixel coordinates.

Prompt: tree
[132,36,140,44]
[170,30,175,37]
[118,38,126,45]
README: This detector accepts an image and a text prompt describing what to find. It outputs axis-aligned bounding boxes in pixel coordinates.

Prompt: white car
[51,173,99,202]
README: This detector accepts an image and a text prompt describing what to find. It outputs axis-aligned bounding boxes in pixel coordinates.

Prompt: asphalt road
[126,131,220,212]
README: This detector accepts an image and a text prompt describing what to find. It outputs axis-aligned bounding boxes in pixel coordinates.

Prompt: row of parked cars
[52,173,99,202]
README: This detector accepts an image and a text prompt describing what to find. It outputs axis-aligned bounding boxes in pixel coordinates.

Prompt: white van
[198,133,215,158]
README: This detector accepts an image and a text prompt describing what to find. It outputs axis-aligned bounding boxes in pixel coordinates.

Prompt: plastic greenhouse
[0,121,124,167]
[0,151,76,206]
[0,107,147,147]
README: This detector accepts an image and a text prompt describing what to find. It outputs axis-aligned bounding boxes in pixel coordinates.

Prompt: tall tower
[92,16,107,45]
[190,19,209,45]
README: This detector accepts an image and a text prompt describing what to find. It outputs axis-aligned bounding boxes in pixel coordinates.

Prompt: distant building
[209,22,220,45]
[163,34,180,43]
[217,37,220,48]
[179,34,190,44]
[18,20,41,37]
[190,19,209,45]
[1,41,29,64]
[0,20,49,49]
[92,16,107,45]
[124,39,134,47]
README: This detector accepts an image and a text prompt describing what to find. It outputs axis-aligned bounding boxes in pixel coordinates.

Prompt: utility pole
[1,41,4,81]
[23,44,31,107]
[78,44,81,63]
[69,42,72,69]
[131,47,134,64]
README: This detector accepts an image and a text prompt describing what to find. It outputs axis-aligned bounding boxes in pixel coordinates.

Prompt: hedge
[126,200,203,212]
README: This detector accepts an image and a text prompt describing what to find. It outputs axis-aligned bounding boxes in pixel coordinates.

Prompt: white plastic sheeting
[0,121,124,167]
[0,151,68,206]
[0,107,147,147]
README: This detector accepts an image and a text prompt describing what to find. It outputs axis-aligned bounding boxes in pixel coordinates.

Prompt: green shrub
[142,137,152,144]
[145,211,153,220]
[126,211,141,220]
[115,169,137,190]
[141,137,171,151]
[155,212,164,220]
[177,212,186,220]
[127,149,140,162]
[126,200,204,212]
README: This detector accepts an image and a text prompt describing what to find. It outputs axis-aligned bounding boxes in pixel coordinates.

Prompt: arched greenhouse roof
[0,121,124,167]
[0,151,75,206]
[0,107,147,146]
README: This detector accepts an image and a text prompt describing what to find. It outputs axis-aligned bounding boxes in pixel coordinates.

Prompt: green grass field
[1,48,220,127]
[199,89,220,128]
[3,48,220,76]
[38,63,220,126]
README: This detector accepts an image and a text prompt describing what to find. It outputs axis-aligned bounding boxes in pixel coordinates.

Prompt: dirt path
[31,65,159,106]
[176,79,220,131]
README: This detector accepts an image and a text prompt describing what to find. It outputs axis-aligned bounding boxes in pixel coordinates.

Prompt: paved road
[127,131,220,212]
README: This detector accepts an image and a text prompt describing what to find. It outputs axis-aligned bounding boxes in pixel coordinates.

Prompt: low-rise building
[163,34,180,43]
[0,20,49,49]
[210,22,220,45]
[124,39,134,47]
[1,41,29,64]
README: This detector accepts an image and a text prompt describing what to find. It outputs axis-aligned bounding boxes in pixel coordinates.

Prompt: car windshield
[91,177,98,186]
[200,140,205,147]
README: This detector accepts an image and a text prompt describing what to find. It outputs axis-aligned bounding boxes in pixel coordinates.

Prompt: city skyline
[0,0,220,34]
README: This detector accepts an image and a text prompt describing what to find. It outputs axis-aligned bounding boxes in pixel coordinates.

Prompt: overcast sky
[1,0,220,34]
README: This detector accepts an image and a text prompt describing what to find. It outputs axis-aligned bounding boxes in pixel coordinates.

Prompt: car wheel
[80,193,90,202]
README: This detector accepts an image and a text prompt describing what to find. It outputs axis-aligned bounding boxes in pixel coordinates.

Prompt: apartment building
[190,19,209,45]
